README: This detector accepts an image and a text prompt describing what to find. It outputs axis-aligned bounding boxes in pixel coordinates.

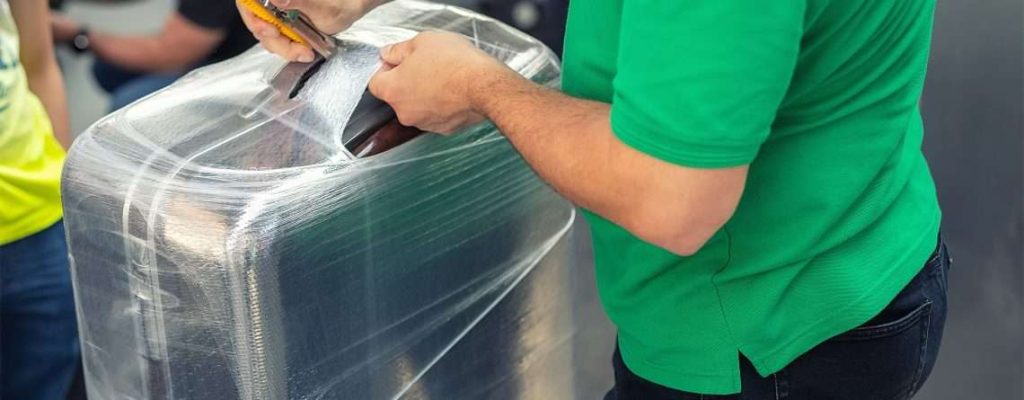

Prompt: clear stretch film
[61,1,578,399]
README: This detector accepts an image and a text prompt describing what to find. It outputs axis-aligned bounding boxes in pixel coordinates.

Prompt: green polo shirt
[562,0,941,394]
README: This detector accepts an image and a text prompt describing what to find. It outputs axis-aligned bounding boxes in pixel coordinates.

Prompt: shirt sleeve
[610,0,804,168]
[177,0,237,31]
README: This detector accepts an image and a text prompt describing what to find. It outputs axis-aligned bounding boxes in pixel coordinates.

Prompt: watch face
[73,34,89,51]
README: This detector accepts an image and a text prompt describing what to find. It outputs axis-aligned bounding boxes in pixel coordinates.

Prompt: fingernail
[298,53,314,63]
[380,45,392,55]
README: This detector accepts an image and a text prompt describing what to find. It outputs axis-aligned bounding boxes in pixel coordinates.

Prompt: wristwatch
[70,28,91,54]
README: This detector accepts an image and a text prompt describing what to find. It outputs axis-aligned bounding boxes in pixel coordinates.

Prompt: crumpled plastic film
[61,1,579,399]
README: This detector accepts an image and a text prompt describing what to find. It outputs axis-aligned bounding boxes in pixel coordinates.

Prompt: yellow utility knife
[238,0,338,58]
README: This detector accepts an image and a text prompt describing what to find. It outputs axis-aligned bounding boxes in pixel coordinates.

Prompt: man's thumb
[380,40,414,66]
[367,69,393,101]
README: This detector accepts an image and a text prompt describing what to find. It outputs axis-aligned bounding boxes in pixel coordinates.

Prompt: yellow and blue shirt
[0,0,66,245]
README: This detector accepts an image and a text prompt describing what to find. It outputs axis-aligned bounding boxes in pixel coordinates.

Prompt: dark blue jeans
[606,238,951,400]
[0,221,80,400]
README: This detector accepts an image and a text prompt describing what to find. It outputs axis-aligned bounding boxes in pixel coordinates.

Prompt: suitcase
[62,2,580,398]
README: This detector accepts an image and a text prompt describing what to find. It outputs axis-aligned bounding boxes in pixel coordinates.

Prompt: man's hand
[369,31,516,134]
[50,13,80,44]
[237,0,380,62]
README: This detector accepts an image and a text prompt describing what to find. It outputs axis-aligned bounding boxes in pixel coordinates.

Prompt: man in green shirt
[241,0,950,398]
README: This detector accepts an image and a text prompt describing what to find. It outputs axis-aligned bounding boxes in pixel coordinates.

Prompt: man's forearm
[469,70,746,255]
[365,32,747,254]
[90,33,185,73]
[85,13,224,73]
[27,61,70,149]
[470,72,630,224]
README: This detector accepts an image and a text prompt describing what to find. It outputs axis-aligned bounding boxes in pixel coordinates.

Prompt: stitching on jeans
[938,244,951,292]
[773,374,779,400]
[778,367,790,398]
[837,302,932,340]
[903,271,935,400]
[905,306,932,400]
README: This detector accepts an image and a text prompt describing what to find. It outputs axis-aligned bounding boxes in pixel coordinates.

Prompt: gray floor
[59,1,1022,399]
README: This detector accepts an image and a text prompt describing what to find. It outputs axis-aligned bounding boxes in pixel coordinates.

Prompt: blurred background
[50,0,1021,399]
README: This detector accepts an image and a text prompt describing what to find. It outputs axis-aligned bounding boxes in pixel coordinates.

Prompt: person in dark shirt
[52,0,256,111]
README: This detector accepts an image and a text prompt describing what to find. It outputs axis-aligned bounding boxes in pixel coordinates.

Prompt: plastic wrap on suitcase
[61,1,580,398]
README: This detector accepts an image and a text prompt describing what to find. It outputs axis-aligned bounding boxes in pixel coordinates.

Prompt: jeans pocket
[788,301,933,400]
[834,301,932,341]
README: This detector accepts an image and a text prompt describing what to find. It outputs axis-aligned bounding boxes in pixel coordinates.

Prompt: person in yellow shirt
[0,1,76,398]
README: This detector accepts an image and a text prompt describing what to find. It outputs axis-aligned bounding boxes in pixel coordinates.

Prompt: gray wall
[914,0,1024,398]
